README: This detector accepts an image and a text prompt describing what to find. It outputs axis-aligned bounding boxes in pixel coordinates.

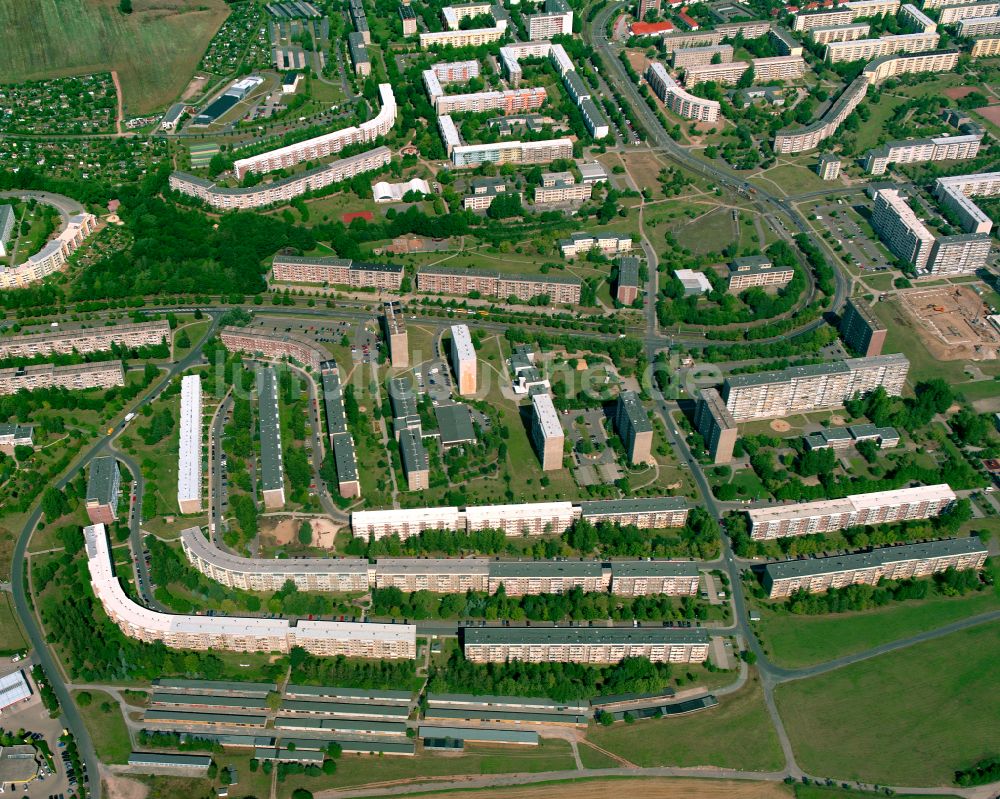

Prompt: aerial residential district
[0,0,999,798]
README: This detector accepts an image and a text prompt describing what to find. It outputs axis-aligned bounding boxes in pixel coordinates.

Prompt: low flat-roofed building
[278,699,410,718]
[86,455,121,524]
[154,678,277,696]
[0,423,33,455]
[615,256,641,305]
[747,483,957,540]
[728,255,794,292]
[128,753,214,774]
[559,232,632,259]
[181,527,370,592]
[488,560,610,596]
[674,268,712,296]
[608,560,700,596]
[375,558,490,592]
[763,537,988,597]
[436,403,477,447]
[578,497,690,528]
[283,685,412,703]
[0,671,31,713]
[419,726,538,744]
[464,626,710,663]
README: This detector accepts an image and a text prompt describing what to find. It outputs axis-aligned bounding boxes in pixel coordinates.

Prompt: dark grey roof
[617,257,640,288]
[279,699,409,717]
[618,390,652,433]
[400,428,429,473]
[284,685,412,702]
[150,692,268,710]
[725,360,851,388]
[154,678,277,695]
[332,432,359,483]
[845,296,884,331]
[729,255,779,274]
[389,376,418,419]
[320,361,347,435]
[609,560,699,578]
[418,725,539,743]
[86,456,119,506]
[435,403,476,445]
[258,366,285,493]
[274,255,402,274]
[489,560,605,578]
[564,71,590,100]
[274,715,407,734]
[764,538,988,581]
[128,752,213,768]
[464,626,709,646]
[143,709,267,726]
[579,497,689,516]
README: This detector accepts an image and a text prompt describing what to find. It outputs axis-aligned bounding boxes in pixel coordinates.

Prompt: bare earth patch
[974,104,1000,126]
[895,284,1000,361]
[103,771,149,799]
[385,778,791,799]
[260,514,343,548]
[770,419,791,432]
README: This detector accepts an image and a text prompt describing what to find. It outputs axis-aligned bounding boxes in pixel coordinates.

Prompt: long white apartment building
[0,212,98,290]
[934,171,1000,234]
[793,0,899,30]
[722,354,910,421]
[271,255,404,289]
[809,23,871,43]
[233,85,396,178]
[746,484,957,540]
[958,14,1000,33]
[940,1,1000,22]
[499,41,574,87]
[645,62,720,122]
[683,60,748,87]
[0,320,169,359]
[773,49,959,152]
[871,188,991,275]
[0,361,124,396]
[86,524,416,658]
[420,22,506,48]
[350,497,690,540]
[220,326,322,371]
[451,138,574,167]
[425,74,548,115]
[863,132,982,174]
[375,559,490,593]
[925,0,982,7]
[527,0,573,38]
[763,537,988,597]
[177,375,203,514]
[181,528,370,592]
[559,231,633,259]
[899,3,937,31]
[169,147,392,211]
[463,627,710,664]
[825,32,939,62]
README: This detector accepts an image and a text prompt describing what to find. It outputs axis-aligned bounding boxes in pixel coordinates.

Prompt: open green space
[752,162,826,197]
[73,689,131,765]
[0,593,27,654]
[586,674,785,772]
[794,787,963,799]
[755,590,1000,669]
[279,739,576,796]
[0,0,230,114]
[776,622,1000,786]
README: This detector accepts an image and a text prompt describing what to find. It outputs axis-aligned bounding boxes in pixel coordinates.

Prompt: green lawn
[776,622,1000,786]
[752,162,826,197]
[278,739,576,797]
[73,690,131,765]
[0,0,230,114]
[795,787,963,799]
[0,593,27,655]
[756,590,1000,669]
[586,674,785,772]
[578,744,623,769]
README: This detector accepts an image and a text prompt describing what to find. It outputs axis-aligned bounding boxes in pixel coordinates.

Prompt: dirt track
[396,778,792,799]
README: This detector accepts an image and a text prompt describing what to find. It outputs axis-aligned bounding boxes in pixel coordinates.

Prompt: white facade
[177,375,203,514]
[645,62,720,122]
[0,212,98,290]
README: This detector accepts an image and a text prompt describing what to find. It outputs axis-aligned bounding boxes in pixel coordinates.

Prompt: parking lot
[563,407,622,486]
[812,202,893,272]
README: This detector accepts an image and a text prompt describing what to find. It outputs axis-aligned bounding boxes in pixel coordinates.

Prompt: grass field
[278,740,577,797]
[586,674,785,772]
[776,622,1000,786]
[73,689,131,765]
[756,590,1000,669]
[794,787,963,799]
[0,593,27,655]
[0,0,229,114]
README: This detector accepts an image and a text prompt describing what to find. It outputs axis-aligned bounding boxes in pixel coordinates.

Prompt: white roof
[550,43,575,74]
[450,324,476,362]
[177,375,202,506]
[0,671,30,710]
[423,69,444,100]
[372,178,431,202]
[376,558,490,575]
[464,500,575,524]
[182,527,369,576]
[674,269,713,292]
[875,189,934,245]
[438,114,462,151]
[531,392,563,439]
[747,484,956,524]
[351,506,462,528]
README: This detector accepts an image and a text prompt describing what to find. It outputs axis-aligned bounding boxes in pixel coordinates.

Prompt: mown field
[0,0,229,114]
[776,622,1000,786]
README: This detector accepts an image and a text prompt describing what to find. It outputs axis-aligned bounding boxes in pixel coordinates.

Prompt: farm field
[755,590,1000,669]
[586,674,785,772]
[776,622,1000,786]
[0,0,230,114]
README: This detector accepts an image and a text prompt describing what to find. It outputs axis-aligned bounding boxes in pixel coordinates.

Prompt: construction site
[896,284,1000,361]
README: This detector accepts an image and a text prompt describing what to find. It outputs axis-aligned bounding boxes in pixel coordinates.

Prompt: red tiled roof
[631,20,676,33]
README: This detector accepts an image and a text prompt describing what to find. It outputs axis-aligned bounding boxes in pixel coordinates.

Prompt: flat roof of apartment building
[465,626,709,646]
[376,557,490,575]
[764,537,987,580]
[87,456,119,506]
[725,353,908,388]
[400,428,429,473]
[389,376,419,419]
[154,678,277,695]
[284,684,413,702]
[178,374,202,506]
[320,361,348,434]
[257,367,285,493]
[578,497,689,515]
[609,560,699,577]
[618,390,652,432]
[420,264,581,284]
[450,324,476,361]
[617,256,640,287]
[273,255,402,273]
[699,386,737,428]
[730,255,778,274]
[332,432,359,483]
[489,560,605,578]
[181,527,369,575]
[531,392,563,439]
[845,296,885,330]
[748,483,956,525]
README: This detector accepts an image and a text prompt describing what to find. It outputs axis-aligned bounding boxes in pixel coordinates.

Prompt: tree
[76,691,92,707]
[298,521,313,546]
[119,0,132,12]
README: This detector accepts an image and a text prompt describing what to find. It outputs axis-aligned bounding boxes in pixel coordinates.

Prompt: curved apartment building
[645,62,720,122]
[86,524,415,658]
[233,84,396,178]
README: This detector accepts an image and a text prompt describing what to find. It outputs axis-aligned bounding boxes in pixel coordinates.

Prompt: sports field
[776,622,1000,786]
[0,0,229,114]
